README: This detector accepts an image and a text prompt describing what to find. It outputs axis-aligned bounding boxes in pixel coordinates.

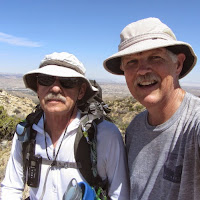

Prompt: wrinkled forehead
[122,48,166,62]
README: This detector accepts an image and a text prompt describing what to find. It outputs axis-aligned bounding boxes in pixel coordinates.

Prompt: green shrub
[106,97,145,135]
[0,106,21,141]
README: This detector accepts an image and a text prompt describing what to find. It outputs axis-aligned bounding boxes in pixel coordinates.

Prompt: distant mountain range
[0,72,200,98]
[0,73,131,100]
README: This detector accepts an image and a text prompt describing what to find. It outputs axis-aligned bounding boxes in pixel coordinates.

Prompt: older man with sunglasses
[103,18,200,200]
[1,52,129,200]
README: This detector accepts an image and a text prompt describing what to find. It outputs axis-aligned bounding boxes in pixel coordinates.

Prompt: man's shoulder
[97,119,123,139]
[98,119,120,132]
[186,92,200,103]
[186,92,200,114]
[129,109,147,124]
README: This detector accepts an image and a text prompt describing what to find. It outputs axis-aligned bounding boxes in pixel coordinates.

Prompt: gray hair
[166,49,178,63]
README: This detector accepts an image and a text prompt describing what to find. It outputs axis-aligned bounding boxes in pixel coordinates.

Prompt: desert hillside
[0,89,36,118]
[0,90,37,187]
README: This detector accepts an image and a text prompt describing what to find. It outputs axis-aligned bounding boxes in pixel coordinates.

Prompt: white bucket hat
[103,17,197,79]
[23,52,98,102]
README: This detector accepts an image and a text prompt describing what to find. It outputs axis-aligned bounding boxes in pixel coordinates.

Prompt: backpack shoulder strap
[15,104,44,185]
[74,112,103,186]
[75,113,109,199]
[16,104,43,142]
[22,129,37,184]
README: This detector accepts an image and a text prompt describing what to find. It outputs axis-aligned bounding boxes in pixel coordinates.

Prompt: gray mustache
[136,73,160,83]
[44,93,66,103]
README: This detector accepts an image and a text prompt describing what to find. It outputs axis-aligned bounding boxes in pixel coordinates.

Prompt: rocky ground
[0,140,11,182]
[0,89,36,119]
[0,90,35,198]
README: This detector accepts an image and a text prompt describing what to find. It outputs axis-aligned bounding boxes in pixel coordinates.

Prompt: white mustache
[136,73,160,85]
[44,93,66,103]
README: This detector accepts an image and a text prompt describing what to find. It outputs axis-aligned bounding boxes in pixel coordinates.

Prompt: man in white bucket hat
[1,52,129,200]
[103,17,200,200]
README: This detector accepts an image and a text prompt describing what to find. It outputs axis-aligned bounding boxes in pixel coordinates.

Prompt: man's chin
[137,94,161,108]
[44,106,67,114]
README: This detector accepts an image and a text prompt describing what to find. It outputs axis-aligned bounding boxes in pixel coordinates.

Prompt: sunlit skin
[121,48,186,126]
[37,77,86,146]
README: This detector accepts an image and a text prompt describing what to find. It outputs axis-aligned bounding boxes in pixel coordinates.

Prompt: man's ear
[176,53,186,76]
[78,82,87,100]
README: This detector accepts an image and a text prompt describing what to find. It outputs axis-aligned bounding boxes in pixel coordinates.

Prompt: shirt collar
[32,110,81,135]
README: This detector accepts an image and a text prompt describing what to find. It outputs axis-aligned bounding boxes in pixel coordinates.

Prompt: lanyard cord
[43,106,75,164]
[40,104,77,200]
[40,115,70,200]
[43,114,68,163]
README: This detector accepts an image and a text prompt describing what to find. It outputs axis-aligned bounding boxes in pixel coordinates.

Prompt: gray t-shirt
[126,92,200,200]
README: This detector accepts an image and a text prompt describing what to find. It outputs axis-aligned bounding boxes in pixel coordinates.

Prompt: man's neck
[147,88,185,126]
[44,109,78,146]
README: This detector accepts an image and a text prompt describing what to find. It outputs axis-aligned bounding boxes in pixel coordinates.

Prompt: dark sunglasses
[37,74,81,89]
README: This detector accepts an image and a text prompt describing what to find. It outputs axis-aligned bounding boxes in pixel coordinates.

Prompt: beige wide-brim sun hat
[23,52,98,102]
[103,17,197,79]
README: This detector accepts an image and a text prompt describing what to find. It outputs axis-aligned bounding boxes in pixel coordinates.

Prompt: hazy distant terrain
[0,73,200,99]
[181,85,200,97]
[0,73,131,101]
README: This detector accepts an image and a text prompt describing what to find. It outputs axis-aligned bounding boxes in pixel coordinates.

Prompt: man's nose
[136,60,152,75]
[49,78,62,93]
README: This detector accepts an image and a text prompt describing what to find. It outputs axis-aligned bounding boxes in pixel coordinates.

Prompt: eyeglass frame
[36,74,83,89]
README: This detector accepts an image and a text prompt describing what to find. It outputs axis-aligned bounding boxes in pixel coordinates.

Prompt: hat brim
[103,39,197,79]
[23,65,98,101]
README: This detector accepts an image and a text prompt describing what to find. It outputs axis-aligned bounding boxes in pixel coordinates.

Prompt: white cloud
[0,32,42,47]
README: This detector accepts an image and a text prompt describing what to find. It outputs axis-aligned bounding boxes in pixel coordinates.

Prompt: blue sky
[0,0,200,85]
